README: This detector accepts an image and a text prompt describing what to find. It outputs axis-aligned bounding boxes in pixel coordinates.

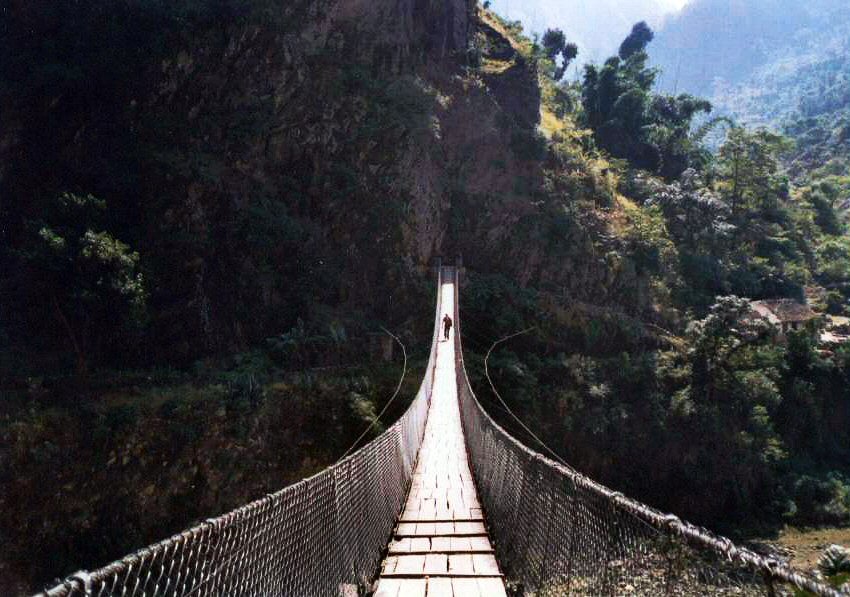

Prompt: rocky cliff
[4,0,646,369]
[0,2,682,590]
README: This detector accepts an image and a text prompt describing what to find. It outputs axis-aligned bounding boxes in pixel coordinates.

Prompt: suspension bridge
[39,266,840,596]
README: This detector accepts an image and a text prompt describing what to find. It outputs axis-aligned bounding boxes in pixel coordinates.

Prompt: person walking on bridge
[443,314,453,340]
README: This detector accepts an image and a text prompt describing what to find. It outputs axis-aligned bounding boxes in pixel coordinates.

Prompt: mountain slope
[652,0,849,97]
[652,0,850,182]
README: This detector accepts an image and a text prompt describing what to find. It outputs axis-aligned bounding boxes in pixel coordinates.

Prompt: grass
[480,9,535,60]
[539,106,566,138]
[481,57,514,75]
[768,526,850,570]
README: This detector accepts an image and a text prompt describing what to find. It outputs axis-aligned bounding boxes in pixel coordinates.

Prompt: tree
[649,169,732,251]
[807,187,843,236]
[687,296,773,398]
[21,193,146,375]
[680,296,787,510]
[540,28,579,80]
[555,43,579,80]
[646,94,713,179]
[618,21,654,60]
[717,128,793,214]
[581,25,713,174]
[541,28,566,60]
[583,52,661,171]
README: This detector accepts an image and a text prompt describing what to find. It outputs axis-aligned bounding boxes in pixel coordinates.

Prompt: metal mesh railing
[451,268,843,597]
[37,270,443,597]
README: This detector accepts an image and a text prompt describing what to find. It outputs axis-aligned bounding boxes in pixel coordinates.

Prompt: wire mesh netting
[451,268,843,597]
[36,271,444,597]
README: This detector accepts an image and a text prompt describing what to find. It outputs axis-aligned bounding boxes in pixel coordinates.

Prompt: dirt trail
[770,527,850,570]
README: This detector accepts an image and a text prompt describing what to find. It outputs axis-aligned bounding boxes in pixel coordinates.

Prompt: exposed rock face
[478,20,541,130]
[3,0,644,360]
[335,0,473,69]
[132,0,477,351]
[131,0,567,349]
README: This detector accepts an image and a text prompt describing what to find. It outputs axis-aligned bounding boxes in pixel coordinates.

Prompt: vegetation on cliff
[464,8,850,539]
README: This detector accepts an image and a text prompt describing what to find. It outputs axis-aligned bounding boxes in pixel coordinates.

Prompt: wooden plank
[451,578,481,597]
[426,578,453,597]
[477,578,508,597]
[389,537,494,555]
[383,556,398,574]
[472,554,500,575]
[410,537,430,552]
[435,522,454,535]
[395,555,426,575]
[417,522,437,536]
[401,515,485,523]
[454,521,486,534]
[424,553,448,575]
[448,554,474,575]
[435,505,452,520]
[397,523,417,535]
[374,579,402,597]
[449,537,472,552]
[394,579,427,597]
[391,528,484,537]
[396,528,473,537]
[389,538,412,554]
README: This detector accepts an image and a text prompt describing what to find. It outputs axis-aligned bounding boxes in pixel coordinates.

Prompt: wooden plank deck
[375,278,506,597]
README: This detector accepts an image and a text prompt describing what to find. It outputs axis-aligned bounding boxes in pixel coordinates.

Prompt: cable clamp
[68,571,92,595]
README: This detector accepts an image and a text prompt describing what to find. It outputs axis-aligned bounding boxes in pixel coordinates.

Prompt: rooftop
[751,299,819,324]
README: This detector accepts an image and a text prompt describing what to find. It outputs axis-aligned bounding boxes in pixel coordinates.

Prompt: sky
[484,0,691,73]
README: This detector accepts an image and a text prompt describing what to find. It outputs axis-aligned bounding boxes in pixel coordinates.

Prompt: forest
[1,0,849,593]
[467,12,850,516]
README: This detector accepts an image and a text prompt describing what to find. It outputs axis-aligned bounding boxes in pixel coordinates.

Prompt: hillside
[652,0,848,96]
[652,0,850,258]
[651,0,850,227]
[713,26,850,182]
[482,0,679,65]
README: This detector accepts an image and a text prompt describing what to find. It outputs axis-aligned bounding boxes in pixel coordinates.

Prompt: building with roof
[750,299,821,339]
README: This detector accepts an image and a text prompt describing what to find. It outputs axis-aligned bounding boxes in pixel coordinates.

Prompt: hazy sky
[485,0,691,72]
